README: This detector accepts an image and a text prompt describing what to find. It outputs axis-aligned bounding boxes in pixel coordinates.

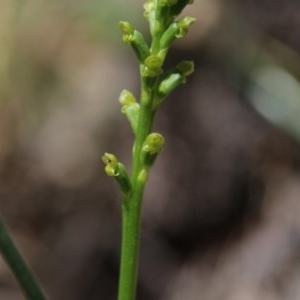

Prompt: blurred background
[0,0,300,299]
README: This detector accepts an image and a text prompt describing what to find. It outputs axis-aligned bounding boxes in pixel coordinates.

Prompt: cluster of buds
[144,0,194,34]
[119,0,195,82]
[103,0,195,195]
[102,132,165,192]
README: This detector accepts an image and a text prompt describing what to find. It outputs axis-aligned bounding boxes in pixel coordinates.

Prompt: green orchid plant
[102,1,196,299]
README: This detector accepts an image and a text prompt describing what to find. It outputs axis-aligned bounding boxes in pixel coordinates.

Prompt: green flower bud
[119,21,150,62]
[141,133,165,167]
[143,0,155,15]
[119,21,135,45]
[176,16,196,38]
[176,60,194,76]
[157,73,183,99]
[119,21,134,35]
[131,31,150,62]
[145,55,163,72]
[119,89,136,108]
[160,17,195,53]
[154,60,194,106]
[142,133,165,154]
[160,23,179,51]
[118,90,140,134]
[142,55,163,77]
[143,1,156,33]
[102,153,119,176]
[102,153,131,195]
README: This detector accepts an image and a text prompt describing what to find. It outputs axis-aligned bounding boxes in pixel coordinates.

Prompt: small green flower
[176,60,194,76]
[119,21,150,62]
[143,1,156,33]
[157,72,183,100]
[156,60,194,103]
[176,16,196,38]
[142,133,165,155]
[143,1,155,18]
[131,31,150,62]
[102,153,119,176]
[119,21,134,44]
[159,17,196,58]
[159,23,179,51]
[119,89,136,110]
[140,132,165,168]
[119,90,140,135]
[142,55,163,77]
[102,153,131,195]
[143,0,155,15]
[119,21,134,35]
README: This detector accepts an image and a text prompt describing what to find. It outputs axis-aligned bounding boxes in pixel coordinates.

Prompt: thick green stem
[0,216,47,300]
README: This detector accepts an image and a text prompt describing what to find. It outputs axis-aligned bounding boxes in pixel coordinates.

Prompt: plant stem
[112,2,195,299]
[117,76,155,300]
[118,187,144,300]
[0,216,47,300]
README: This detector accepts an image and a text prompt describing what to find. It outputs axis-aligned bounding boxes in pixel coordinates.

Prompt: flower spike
[105,1,196,298]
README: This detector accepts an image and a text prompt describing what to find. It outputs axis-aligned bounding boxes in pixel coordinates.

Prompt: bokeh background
[1,0,300,299]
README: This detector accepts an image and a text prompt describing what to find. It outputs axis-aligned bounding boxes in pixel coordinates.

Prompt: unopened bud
[160,23,179,51]
[141,132,165,167]
[157,73,183,100]
[142,133,165,155]
[119,21,134,35]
